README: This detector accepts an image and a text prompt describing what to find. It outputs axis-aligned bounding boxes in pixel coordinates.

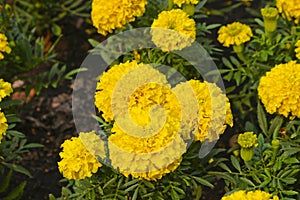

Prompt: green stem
[168,0,173,10]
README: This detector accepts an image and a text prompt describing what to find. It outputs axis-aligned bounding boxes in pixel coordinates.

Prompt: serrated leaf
[0,169,12,193]
[240,177,255,187]
[193,177,214,188]
[257,101,268,137]
[3,181,26,200]
[132,186,139,200]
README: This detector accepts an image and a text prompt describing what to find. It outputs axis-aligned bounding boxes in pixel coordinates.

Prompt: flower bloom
[91,0,147,36]
[58,132,102,180]
[94,60,168,122]
[172,80,233,142]
[0,111,8,143]
[217,22,253,47]
[295,40,300,59]
[258,61,300,119]
[222,190,279,200]
[0,79,13,101]
[0,33,11,60]
[108,83,185,180]
[173,0,198,7]
[151,9,196,51]
[238,132,258,148]
[276,0,300,24]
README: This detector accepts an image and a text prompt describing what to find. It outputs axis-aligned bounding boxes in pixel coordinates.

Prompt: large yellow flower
[0,111,8,143]
[276,0,300,24]
[0,79,13,101]
[58,132,102,180]
[172,80,233,142]
[91,0,147,36]
[258,61,300,119]
[222,190,279,200]
[173,0,198,7]
[217,22,253,47]
[95,61,168,122]
[151,9,196,51]
[108,83,186,180]
[0,33,11,60]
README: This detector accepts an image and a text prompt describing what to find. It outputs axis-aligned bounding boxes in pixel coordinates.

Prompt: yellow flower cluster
[0,33,11,60]
[222,190,279,200]
[295,40,300,59]
[258,61,300,119]
[94,62,233,180]
[0,79,12,143]
[276,0,300,24]
[173,0,199,7]
[237,132,258,148]
[91,0,147,36]
[172,80,233,142]
[151,9,196,51]
[0,79,13,101]
[0,111,8,142]
[58,132,102,180]
[218,22,253,47]
[94,60,168,122]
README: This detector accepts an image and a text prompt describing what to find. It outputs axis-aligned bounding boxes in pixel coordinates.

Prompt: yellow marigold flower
[295,40,300,59]
[94,61,168,122]
[258,61,300,119]
[151,9,196,51]
[276,0,300,24]
[217,22,253,47]
[238,132,258,148]
[108,83,186,180]
[0,111,8,143]
[0,33,11,60]
[173,0,199,7]
[91,0,147,36]
[222,190,278,200]
[0,79,13,101]
[172,80,233,142]
[58,132,102,180]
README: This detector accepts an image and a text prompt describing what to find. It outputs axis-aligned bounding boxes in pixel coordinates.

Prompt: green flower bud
[183,4,195,16]
[261,7,278,33]
[240,148,254,162]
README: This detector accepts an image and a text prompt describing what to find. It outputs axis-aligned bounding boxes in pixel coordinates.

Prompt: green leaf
[23,143,44,148]
[132,187,139,200]
[48,194,57,200]
[171,189,180,200]
[268,115,283,138]
[257,101,268,137]
[281,190,298,196]
[0,169,12,193]
[240,177,255,187]
[103,177,117,189]
[2,163,32,177]
[123,179,139,188]
[3,181,26,200]
[51,23,62,36]
[124,183,138,192]
[193,176,214,188]
[230,155,241,172]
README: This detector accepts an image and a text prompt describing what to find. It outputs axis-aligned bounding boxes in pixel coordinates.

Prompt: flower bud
[240,148,254,162]
[261,7,278,33]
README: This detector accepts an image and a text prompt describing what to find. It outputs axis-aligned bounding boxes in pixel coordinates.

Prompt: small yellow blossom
[238,132,258,148]
[58,133,102,180]
[0,111,8,143]
[173,0,198,7]
[295,40,300,59]
[222,190,279,200]
[0,79,13,101]
[91,0,147,36]
[258,61,300,119]
[0,33,11,60]
[151,9,196,51]
[276,0,300,24]
[217,22,253,47]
